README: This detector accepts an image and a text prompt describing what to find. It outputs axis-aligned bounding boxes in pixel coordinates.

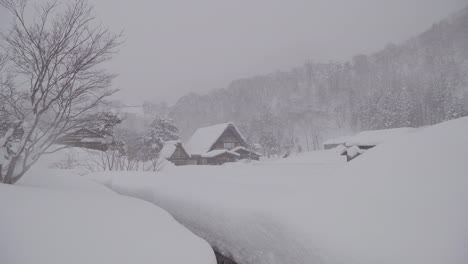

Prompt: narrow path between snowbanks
[88,155,347,264]
[89,117,468,264]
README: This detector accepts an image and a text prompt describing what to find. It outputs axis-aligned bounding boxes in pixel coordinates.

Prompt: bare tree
[0,0,122,184]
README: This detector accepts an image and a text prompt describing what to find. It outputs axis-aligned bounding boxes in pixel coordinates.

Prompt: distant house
[182,122,260,165]
[160,123,261,166]
[325,127,417,161]
[160,141,195,166]
[345,127,417,150]
[231,146,261,161]
[323,136,351,150]
[54,128,108,151]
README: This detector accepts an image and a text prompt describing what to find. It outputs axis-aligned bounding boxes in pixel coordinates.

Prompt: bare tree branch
[0,0,123,184]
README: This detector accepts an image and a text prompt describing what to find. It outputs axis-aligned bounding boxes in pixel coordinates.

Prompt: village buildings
[161,122,261,166]
[54,128,109,151]
[324,127,418,161]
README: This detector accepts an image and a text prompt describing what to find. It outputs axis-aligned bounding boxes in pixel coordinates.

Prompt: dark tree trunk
[3,156,19,184]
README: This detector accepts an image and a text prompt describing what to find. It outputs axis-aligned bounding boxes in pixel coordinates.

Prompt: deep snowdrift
[90,117,468,264]
[1,174,215,264]
[18,169,115,194]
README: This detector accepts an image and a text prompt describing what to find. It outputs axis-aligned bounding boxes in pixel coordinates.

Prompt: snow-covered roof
[346,127,417,147]
[80,138,107,144]
[323,136,352,146]
[334,144,348,155]
[346,145,365,158]
[66,128,102,136]
[185,122,246,155]
[231,146,262,156]
[201,149,240,158]
[160,140,183,159]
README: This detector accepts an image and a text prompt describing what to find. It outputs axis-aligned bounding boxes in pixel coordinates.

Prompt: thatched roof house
[55,128,108,151]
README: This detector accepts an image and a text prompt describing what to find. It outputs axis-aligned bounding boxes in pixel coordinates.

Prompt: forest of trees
[163,6,468,155]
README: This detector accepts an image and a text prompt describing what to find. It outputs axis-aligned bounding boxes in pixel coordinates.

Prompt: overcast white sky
[1,0,467,105]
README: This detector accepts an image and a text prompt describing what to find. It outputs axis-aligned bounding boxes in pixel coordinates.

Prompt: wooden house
[329,127,418,162]
[345,127,417,150]
[184,122,258,165]
[160,123,261,166]
[323,136,351,150]
[231,146,261,161]
[200,149,240,165]
[54,128,108,151]
[160,141,195,166]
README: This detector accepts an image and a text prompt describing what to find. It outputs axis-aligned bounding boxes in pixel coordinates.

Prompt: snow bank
[1,174,215,264]
[301,116,468,264]
[88,152,345,264]
[18,169,114,194]
[346,145,362,158]
[33,146,102,174]
[264,149,346,165]
[346,127,417,147]
[89,117,468,264]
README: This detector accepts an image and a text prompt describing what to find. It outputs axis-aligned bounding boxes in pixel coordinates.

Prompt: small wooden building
[231,146,261,161]
[160,141,195,166]
[161,123,261,166]
[345,127,417,150]
[329,127,418,162]
[200,149,240,165]
[323,136,351,150]
[55,128,108,151]
[184,122,259,165]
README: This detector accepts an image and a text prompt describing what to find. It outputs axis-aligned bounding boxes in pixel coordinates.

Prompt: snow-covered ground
[1,170,216,264]
[18,169,115,194]
[88,117,468,264]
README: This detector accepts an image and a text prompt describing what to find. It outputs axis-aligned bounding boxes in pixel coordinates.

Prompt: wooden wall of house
[189,155,204,165]
[234,148,260,161]
[172,145,190,159]
[211,127,246,151]
[207,153,238,165]
[55,129,107,151]
[167,144,195,166]
[358,145,375,150]
[324,143,341,150]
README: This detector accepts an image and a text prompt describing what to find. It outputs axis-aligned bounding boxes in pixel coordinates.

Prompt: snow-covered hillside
[89,117,468,264]
[0,172,215,264]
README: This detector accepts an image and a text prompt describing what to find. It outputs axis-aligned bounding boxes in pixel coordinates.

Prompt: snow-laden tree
[0,0,122,184]
[141,117,179,171]
[434,75,466,122]
[90,112,125,171]
[358,86,417,130]
[247,112,285,157]
[85,112,122,138]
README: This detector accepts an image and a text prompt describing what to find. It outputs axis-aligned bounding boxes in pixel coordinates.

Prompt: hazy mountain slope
[168,6,468,152]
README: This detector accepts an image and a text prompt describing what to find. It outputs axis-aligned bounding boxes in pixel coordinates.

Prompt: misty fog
[91,0,466,104]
